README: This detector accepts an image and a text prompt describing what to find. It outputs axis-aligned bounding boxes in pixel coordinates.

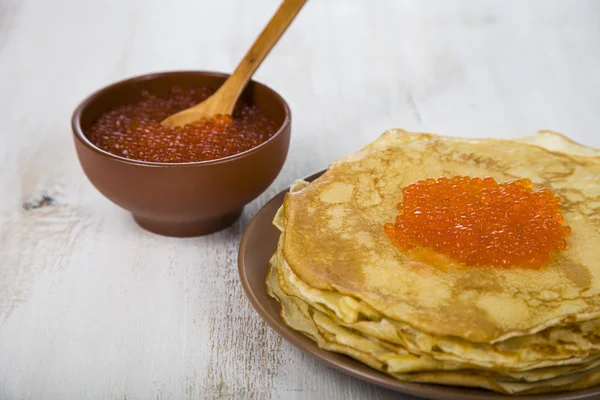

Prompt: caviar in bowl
[71,71,291,237]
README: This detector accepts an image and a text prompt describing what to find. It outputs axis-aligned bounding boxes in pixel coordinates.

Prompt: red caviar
[87,86,278,163]
[384,176,571,268]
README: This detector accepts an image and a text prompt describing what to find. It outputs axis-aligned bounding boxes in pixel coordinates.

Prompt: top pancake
[281,130,600,342]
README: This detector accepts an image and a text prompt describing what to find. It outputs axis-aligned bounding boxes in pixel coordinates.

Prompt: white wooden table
[1,0,599,398]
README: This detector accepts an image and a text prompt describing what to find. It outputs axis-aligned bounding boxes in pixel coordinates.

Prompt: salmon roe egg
[384,176,571,269]
[86,86,278,163]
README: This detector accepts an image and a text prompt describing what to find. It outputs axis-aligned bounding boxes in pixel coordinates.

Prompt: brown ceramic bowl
[72,71,291,237]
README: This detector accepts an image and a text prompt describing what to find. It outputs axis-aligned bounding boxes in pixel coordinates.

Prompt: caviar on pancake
[384,176,571,269]
[87,86,278,163]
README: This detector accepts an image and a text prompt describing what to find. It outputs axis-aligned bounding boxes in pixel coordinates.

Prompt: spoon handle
[161,0,307,127]
[216,0,308,114]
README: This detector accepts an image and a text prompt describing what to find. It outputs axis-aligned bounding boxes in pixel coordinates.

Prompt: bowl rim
[71,70,292,167]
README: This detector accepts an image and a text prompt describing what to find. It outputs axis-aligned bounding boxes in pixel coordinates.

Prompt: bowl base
[133,209,243,237]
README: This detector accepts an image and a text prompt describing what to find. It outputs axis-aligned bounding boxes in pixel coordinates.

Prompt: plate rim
[238,172,600,400]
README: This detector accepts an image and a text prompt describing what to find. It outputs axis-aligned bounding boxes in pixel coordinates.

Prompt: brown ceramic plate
[238,171,600,400]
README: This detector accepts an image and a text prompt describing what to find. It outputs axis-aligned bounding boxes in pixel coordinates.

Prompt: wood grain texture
[0,0,599,399]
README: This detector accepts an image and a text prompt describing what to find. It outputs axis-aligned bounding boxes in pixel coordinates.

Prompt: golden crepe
[268,253,600,394]
[268,255,600,394]
[282,130,600,342]
[274,235,600,370]
[267,130,600,394]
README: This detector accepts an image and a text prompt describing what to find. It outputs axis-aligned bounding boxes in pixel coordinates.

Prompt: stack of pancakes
[267,130,600,395]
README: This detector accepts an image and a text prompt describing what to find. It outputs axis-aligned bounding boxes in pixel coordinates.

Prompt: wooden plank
[0,0,599,399]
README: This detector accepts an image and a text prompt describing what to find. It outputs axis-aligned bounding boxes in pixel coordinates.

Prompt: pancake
[281,130,600,343]
[516,131,600,158]
[275,236,600,370]
[268,250,600,394]
[271,235,600,374]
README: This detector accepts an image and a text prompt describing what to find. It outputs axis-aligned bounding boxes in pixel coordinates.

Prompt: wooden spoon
[161,0,307,128]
